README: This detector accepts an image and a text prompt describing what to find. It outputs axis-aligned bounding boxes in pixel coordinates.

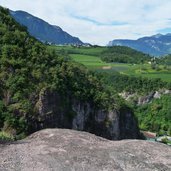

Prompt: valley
[0,7,141,142]
[0,3,171,170]
[49,45,171,138]
[0,6,170,143]
[50,45,171,82]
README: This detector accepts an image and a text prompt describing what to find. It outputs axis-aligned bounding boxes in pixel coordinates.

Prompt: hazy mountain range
[10,10,84,45]
[108,34,171,56]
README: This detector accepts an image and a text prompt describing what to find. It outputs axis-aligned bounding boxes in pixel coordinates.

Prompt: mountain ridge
[10,10,84,45]
[108,33,171,56]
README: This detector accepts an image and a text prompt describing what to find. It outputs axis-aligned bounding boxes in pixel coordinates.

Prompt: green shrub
[0,131,14,141]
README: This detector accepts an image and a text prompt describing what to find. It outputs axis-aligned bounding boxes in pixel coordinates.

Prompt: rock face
[0,129,171,171]
[119,89,171,105]
[31,90,140,140]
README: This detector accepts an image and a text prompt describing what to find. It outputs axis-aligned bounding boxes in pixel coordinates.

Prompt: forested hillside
[100,46,151,64]
[98,72,171,135]
[0,7,140,140]
[0,7,109,137]
[99,72,171,94]
[160,54,171,65]
[135,94,171,135]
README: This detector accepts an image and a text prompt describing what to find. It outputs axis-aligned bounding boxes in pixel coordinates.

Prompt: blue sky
[1,0,171,45]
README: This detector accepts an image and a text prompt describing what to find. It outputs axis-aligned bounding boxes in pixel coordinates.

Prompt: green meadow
[50,45,171,82]
[70,54,108,67]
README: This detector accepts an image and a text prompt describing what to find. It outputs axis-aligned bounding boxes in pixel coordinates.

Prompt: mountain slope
[108,34,171,56]
[10,10,83,45]
[0,6,140,140]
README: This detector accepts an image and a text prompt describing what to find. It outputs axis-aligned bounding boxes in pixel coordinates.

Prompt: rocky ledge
[0,129,171,171]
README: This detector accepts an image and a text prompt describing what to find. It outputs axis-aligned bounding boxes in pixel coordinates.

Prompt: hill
[108,33,171,56]
[160,54,171,65]
[0,129,171,171]
[0,6,141,140]
[49,45,171,136]
[100,46,151,64]
[50,45,171,82]
[10,10,84,45]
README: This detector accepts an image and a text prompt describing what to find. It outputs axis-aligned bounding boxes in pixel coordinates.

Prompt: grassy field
[50,45,171,82]
[49,45,106,56]
[70,54,109,67]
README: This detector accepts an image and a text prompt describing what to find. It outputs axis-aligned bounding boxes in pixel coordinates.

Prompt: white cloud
[1,0,171,45]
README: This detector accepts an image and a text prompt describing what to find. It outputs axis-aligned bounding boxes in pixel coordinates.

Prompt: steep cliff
[119,89,171,105]
[31,89,140,140]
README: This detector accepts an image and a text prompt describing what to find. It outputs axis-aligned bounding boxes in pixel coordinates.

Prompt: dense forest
[99,72,171,94]
[160,54,171,65]
[0,7,121,139]
[97,71,171,135]
[100,46,151,64]
[135,95,171,136]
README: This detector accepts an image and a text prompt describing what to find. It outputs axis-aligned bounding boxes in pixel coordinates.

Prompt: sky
[1,0,171,45]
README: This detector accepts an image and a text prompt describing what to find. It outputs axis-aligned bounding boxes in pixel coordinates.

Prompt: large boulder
[0,129,170,171]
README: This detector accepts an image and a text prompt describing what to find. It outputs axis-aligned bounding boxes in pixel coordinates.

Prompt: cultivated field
[49,45,171,82]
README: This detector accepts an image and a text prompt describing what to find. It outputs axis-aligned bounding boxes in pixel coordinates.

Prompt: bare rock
[32,90,140,140]
[0,129,171,171]
[120,89,171,105]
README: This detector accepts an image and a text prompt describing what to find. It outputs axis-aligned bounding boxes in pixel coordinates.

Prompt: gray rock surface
[0,129,171,171]
[119,89,171,105]
[32,90,140,140]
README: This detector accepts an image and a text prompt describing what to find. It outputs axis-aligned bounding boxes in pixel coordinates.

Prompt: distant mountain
[10,10,84,45]
[108,34,171,56]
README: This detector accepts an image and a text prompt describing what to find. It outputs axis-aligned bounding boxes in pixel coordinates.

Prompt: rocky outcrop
[30,90,140,140]
[119,89,171,105]
[0,129,171,171]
